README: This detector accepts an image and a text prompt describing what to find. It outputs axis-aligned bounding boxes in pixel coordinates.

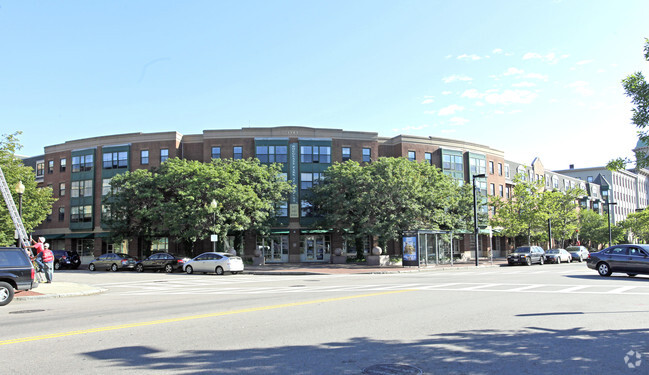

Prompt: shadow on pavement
[82,327,649,374]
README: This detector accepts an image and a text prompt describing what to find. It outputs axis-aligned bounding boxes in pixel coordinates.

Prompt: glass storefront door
[300,234,330,262]
[257,235,288,263]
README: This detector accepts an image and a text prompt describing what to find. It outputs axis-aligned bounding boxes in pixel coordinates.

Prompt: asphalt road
[2,263,648,374]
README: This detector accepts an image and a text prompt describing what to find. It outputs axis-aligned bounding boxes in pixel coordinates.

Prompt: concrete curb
[15,287,108,301]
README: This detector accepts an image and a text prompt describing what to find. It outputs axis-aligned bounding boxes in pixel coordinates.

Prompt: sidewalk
[14,258,507,301]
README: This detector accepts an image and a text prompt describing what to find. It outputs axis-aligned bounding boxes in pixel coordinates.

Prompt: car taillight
[62,255,67,259]
[121,260,128,264]
[177,259,183,263]
[31,267,35,280]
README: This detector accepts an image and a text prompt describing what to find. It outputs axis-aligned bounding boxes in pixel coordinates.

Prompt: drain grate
[290,285,306,287]
[9,309,46,314]
[362,364,423,375]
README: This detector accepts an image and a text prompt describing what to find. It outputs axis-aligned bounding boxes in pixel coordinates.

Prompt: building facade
[23,126,602,263]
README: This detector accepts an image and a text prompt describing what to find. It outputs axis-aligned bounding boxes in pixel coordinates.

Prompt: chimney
[569,164,574,169]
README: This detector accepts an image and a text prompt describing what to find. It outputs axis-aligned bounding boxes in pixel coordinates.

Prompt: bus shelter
[402,230,454,267]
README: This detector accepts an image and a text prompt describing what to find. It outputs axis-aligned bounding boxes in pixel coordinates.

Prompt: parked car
[587,244,649,277]
[135,252,189,273]
[544,249,572,264]
[52,250,81,270]
[0,247,37,306]
[566,245,590,262]
[507,246,545,266]
[183,252,244,275]
[89,253,137,272]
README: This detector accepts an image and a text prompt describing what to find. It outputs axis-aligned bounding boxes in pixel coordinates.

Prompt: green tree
[104,157,291,255]
[578,209,625,248]
[540,187,584,247]
[311,157,473,253]
[608,38,649,170]
[0,132,57,246]
[490,174,546,245]
[619,209,649,243]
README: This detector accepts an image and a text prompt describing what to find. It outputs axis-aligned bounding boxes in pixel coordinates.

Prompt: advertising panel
[402,234,419,267]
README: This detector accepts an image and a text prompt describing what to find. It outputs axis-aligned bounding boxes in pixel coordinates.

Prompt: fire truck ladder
[0,165,46,283]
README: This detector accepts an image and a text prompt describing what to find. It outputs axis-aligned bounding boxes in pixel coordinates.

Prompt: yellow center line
[1,289,415,346]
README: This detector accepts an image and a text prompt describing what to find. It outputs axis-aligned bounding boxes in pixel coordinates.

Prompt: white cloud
[523,52,542,60]
[422,99,435,104]
[522,52,566,64]
[568,81,594,96]
[442,75,473,83]
[441,129,456,134]
[461,89,483,99]
[525,73,549,81]
[576,60,594,65]
[442,91,452,95]
[503,67,524,76]
[445,54,453,59]
[494,110,505,115]
[492,48,503,54]
[484,90,537,105]
[449,117,469,126]
[457,54,482,61]
[512,81,536,88]
[423,110,437,115]
[438,104,465,116]
[475,101,485,107]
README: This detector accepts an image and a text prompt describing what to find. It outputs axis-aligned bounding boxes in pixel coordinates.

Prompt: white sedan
[183,252,244,275]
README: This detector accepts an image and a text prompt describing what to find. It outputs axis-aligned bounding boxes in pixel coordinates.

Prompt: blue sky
[2,0,648,170]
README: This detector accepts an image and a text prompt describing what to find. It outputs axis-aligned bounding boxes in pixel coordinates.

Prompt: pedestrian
[40,243,54,283]
[27,237,46,271]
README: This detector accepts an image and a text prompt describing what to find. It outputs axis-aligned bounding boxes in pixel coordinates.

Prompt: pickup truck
[0,247,38,306]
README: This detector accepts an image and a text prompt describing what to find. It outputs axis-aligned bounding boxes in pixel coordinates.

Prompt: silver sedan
[183,252,244,275]
[544,249,572,264]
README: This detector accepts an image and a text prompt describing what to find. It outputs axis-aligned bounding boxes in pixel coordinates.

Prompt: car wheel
[165,264,174,273]
[539,257,544,265]
[89,263,96,271]
[185,265,193,274]
[231,271,239,275]
[0,281,15,306]
[597,262,612,277]
[135,264,144,273]
[526,257,532,266]
[215,266,224,275]
[54,261,61,270]
[627,273,638,277]
[111,263,119,272]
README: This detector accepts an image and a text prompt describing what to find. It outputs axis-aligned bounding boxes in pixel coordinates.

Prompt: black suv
[0,247,37,306]
[507,246,546,266]
[53,250,81,270]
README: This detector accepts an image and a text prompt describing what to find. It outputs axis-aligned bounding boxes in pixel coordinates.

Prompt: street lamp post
[472,173,486,266]
[604,199,617,247]
[15,180,25,247]
[210,199,218,252]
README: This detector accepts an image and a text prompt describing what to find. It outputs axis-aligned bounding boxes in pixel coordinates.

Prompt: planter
[332,255,347,264]
[366,254,390,266]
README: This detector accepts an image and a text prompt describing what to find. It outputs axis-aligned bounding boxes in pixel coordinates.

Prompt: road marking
[460,283,501,290]
[558,285,590,293]
[607,286,638,294]
[0,289,415,347]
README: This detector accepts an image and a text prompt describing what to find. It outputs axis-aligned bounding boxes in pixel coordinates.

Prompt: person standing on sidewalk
[40,243,54,283]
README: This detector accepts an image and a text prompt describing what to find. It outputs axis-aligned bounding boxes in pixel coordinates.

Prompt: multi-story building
[21,126,602,263]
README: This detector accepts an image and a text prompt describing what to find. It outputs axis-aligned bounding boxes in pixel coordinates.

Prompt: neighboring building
[22,126,602,263]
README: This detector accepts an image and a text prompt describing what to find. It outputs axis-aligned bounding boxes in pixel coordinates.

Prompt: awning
[42,234,65,239]
[94,232,111,238]
[270,230,290,234]
[65,233,94,239]
[301,229,330,234]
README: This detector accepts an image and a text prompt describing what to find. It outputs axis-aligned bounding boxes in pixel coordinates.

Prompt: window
[160,149,169,163]
[72,155,93,172]
[48,160,54,174]
[469,156,486,175]
[211,147,221,159]
[71,205,92,223]
[300,146,331,163]
[71,180,93,198]
[59,182,66,197]
[103,151,128,169]
[342,147,351,162]
[58,207,65,222]
[505,164,510,178]
[587,176,593,183]
[151,238,169,252]
[499,185,504,197]
[256,145,288,163]
[498,163,502,176]
[276,202,288,217]
[300,173,323,190]
[102,178,112,196]
[443,154,463,171]
[425,152,432,165]
[489,161,494,174]
[408,151,416,162]
[552,176,559,188]
[233,146,243,160]
[362,148,371,163]
[490,183,495,196]
[140,150,149,165]
[60,158,67,172]
[300,200,315,217]
[36,162,44,177]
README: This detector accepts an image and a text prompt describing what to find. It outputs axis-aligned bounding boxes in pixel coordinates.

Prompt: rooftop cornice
[45,132,183,153]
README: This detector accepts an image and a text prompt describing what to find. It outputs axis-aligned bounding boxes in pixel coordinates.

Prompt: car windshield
[566,247,579,251]
[546,250,559,254]
[514,247,530,253]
